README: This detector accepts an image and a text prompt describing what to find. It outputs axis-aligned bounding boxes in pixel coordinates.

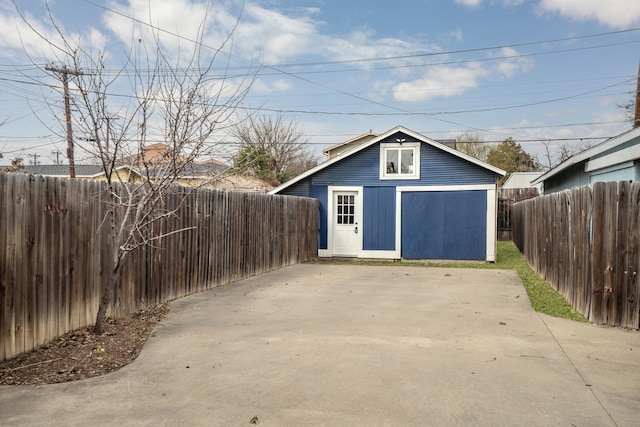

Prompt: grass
[312,241,588,322]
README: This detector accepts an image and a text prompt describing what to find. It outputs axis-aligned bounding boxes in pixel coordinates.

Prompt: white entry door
[332,190,360,256]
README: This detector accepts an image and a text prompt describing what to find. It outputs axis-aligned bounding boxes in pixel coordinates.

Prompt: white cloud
[393,63,489,102]
[272,79,293,92]
[449,29,464,42]
[492,47,533,78]
[539,0,640,28]
[251,78,293,94]
[0,5,95,61]
[455,0,482,7]
[454,0,524,8]
[102,0,238,59]
[392,47,532,102]
[235,3,318,64]
[320,28,424,66]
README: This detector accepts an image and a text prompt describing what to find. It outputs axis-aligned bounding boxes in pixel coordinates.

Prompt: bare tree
[538,140,594,171]
[231,113,318,184]
[2,156,25,172]
[454,132,493,162]
[17,3,258,333]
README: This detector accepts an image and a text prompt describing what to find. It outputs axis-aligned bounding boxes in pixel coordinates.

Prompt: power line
[4,39,638,78]
[81,0,640,136]
[267,28,640,68]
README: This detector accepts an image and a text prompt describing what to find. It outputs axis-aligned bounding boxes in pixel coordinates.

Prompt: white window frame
[379,142,420,180]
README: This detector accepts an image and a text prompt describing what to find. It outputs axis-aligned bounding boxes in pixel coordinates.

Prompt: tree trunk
[95,197,122,335]
[94,268,119,335]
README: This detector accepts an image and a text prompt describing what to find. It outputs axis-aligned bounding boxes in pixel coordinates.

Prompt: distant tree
[538,140,594,171]
[620,97,635,124]
[455,132,493,162]
[486,137,540,185]
[2,156,25,172]
[231,114,318,184]
[232,146,277,183]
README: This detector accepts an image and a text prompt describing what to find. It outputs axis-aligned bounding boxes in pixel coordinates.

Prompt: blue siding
[310,185,328,249]
[545,160,636,194]
[589,163,635,183]
[310,132,497,187]
[363,187,395,250]
[281,177,311,197]
[421,144,496,185]
[277,130,499,259]
[544,162,589,193]
[401,191,486,260]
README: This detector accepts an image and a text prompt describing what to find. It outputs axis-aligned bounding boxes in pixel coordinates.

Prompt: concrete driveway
[1,264,639,426]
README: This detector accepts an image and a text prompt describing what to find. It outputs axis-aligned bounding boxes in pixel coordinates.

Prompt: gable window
[380,142,420,179]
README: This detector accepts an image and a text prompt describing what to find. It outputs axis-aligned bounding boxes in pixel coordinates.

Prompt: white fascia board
[585,144,640,172]
[533,126,640,185]
[388,126,506,176]
[270,125,505,194]
[397,184,496,192]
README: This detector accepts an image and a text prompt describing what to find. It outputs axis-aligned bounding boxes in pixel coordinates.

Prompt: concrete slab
[1,264,639,426]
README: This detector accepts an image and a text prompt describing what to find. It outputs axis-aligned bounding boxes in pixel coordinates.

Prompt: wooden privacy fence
[0,173,318,361]
[512,181,640,329]
[497,188,539,241]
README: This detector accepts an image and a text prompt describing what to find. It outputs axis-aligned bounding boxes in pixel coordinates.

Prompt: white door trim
[396,184,497,262]
[324,186,363,257]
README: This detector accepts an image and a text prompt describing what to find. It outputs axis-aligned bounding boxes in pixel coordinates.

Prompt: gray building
[533,127,640,194]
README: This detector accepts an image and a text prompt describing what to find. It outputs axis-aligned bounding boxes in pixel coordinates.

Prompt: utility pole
[634,60,640,129]
[51,150,62,165]
[46,65,83,177]
[30,153,40,165]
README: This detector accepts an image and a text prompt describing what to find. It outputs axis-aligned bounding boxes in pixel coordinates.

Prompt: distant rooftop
[501,172,543,190]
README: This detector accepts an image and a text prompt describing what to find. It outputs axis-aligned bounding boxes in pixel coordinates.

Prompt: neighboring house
[16,162,272,191]
[532,126,640,194]
[501,172,543,191]
[144,161,228,187]
[16,143,229,187]
[18,161,227,186]
[323,131,378,159]
[17,165,141,182]
[270,126,506,261]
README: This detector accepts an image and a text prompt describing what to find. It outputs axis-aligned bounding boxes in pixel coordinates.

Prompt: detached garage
[270,126,505,261]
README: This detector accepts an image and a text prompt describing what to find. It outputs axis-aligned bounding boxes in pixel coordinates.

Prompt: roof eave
[532,126,640,185]
[270,126,505,194]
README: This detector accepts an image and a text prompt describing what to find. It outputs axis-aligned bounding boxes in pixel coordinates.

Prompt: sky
[0,0,639,168]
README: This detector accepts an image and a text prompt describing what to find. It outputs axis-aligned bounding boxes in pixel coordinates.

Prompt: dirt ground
[0,303,169,385]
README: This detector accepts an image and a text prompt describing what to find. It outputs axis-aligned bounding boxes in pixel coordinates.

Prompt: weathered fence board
[497,188,539,241]
[0,173,318,361]
[512,181,640,329]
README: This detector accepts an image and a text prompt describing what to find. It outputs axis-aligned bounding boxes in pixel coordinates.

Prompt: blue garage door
[401,190,487,260]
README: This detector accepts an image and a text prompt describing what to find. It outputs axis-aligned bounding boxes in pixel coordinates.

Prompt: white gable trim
[270,125,505,194]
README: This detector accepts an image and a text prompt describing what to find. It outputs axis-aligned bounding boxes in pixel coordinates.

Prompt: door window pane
[336,193,355,225]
